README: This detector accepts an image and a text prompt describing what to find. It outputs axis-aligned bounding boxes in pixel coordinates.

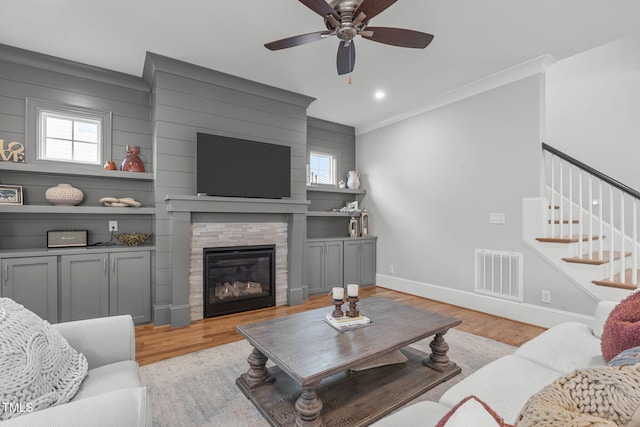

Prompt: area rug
[139,328,515,427]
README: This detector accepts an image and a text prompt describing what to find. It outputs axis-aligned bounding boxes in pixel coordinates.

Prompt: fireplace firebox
[203,245,276,318]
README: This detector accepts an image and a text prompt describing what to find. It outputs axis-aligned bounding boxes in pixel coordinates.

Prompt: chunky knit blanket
[516,365,640,427]
[0,298,88,420]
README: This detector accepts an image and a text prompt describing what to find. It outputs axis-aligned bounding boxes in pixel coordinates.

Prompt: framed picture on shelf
[0,184,23,205]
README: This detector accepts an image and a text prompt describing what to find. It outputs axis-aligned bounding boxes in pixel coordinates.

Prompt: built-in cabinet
[0,248,151,325]
[305,185,377,296]
[1,256,58,322]
[61,251,151,324]
[0,163,154,324]
[306,237,377,295]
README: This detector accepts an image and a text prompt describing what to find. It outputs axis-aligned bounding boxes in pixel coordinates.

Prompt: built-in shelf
[0,205,155,214]
[306,186,366,195]
[0,162,153,181]
[307,211,361,217]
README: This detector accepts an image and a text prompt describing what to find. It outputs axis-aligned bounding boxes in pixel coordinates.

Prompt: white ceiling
[2,1,639,133]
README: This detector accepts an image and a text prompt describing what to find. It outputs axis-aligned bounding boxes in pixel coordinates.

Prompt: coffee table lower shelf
[236,346,461,427]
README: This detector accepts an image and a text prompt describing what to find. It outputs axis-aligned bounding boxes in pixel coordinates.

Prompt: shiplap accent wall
[0,44,152,249]
[143,52,315,326]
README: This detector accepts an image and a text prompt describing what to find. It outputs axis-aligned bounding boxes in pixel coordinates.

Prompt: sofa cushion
[593,301,617,339]
[601,292,640,362]
[0,298,88,421]
[72,360,142,401]
[439,355,562,424]
[514,322,604,373]
[516,364,640,427]
[436,395,515,427]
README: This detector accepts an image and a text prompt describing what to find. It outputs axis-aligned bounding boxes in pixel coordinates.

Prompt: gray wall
[142,52,315,325]
[357,74,597,317]
[546,36,640,191]
[0,44,152,249]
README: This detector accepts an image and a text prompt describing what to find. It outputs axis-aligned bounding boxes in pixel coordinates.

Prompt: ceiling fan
[264,0,434,75]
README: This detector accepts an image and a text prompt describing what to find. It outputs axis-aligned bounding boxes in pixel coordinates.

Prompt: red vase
[121,145,145,172]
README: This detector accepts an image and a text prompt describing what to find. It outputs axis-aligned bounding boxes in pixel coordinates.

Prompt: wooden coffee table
[236,296,462,427]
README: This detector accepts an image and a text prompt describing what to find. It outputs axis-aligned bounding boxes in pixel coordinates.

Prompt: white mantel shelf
[164,195,310,214]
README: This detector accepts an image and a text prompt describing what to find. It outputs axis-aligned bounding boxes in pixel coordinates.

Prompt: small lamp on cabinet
[360,210,369,237]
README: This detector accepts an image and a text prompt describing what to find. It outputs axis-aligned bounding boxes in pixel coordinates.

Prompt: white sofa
[3,315,151,427]
[373,300,618,426]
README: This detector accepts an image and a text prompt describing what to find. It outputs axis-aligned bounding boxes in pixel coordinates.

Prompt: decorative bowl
[45,183,84,206]
[114,232,151,246]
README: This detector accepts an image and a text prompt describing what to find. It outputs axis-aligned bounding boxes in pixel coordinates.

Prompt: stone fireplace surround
[164,195,309,327]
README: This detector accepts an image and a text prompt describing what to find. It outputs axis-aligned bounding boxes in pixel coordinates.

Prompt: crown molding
[356,54,557,136]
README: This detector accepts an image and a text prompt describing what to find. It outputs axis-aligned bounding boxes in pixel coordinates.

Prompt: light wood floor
[135,286,546,366]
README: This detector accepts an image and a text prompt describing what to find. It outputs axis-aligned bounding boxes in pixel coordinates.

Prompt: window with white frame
[27,98,111,166]
[309,150,337,185]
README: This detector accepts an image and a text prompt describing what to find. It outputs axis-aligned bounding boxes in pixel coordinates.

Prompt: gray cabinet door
[343,239,361,285]
[60,253,109,322]
[324,241,344,291]
[1,256,58,323]
[360,238,377,285]
[306,242,326,295]
[109,251,151,324]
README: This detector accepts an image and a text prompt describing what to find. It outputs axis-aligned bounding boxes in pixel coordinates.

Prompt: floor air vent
[474,249,523,301]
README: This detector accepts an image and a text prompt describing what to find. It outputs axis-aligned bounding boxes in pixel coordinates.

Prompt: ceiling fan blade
[298,0,340,20]
[362,27,434,48]
[265,31,331,51]
[336,41,356,75]
[354,0,398,21]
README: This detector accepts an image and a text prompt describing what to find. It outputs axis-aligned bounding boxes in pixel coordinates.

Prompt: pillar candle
[332,287,344,300]
[347,284,359,297]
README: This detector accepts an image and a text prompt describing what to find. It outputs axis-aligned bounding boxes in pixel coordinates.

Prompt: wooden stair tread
[536,235,602,244]
[563,251,631,266]
[593,269,640,290]
[548,219,580,224]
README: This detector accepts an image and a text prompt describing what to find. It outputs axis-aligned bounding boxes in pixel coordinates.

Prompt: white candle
[347,284,359,297]
[332,287,344,300]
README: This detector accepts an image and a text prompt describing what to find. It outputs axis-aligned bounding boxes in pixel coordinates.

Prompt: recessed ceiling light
[374,91,386,100]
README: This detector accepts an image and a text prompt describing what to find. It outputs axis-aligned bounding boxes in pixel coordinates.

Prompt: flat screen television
[196,132,291,199]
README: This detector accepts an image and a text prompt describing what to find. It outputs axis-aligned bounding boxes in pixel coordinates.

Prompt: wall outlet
[108,221,118,232]
[388,265,394,274]
[541,290,551,304]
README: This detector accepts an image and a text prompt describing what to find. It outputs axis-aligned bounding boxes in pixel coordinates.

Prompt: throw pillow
[515,365,640,427]
[436,395,515,427]
[0,298,88,420]
[607,346,640,368]
[601,291,640,362]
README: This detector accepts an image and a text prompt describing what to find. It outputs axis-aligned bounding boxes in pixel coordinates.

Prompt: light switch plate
[489,213,506,224]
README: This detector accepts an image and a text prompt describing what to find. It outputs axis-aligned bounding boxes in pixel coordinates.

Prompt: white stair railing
[542,143,640,287]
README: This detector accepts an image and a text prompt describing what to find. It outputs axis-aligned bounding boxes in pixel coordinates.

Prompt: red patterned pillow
[601,292,640,362]
[436,395,515,427]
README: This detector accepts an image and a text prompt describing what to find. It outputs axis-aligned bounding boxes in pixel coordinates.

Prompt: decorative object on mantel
[360,210,370,237]
[120,145,145,172]
[99,197,142,208]
[0,139,25,163]
[45,183,83,206]
[114,232,151,246]
[348,216,358,237]
[338,179,346,189]
[0,184,23,205]
[103,160,117,170]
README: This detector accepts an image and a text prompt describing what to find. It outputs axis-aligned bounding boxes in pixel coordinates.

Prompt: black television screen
[196,132,291,199]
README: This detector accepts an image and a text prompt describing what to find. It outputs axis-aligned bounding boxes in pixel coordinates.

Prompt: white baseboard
[376,274,593,329]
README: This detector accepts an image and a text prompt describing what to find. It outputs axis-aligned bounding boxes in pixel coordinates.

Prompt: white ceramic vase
[45,183,84,206]
[346,171,360,190]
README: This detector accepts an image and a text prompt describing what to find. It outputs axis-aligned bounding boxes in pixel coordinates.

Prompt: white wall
[546,36,640,190]
[357,74,598,322]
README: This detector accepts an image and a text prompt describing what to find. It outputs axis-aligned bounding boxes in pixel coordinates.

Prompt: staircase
[522,143,639,302]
